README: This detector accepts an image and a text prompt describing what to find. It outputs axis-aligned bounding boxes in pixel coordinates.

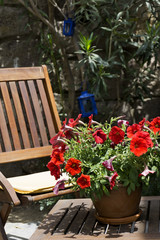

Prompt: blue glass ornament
[63,18,75,36]
[78,91,98,118]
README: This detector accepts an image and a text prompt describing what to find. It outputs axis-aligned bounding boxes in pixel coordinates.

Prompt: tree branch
[49,0,67,19]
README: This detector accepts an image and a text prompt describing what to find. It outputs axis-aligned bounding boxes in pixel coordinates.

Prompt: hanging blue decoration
[78,91,98,118]
[63,18,75,36]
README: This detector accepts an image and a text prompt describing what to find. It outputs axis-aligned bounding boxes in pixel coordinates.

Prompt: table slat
[80,207,96,235]
[67,199,93,234]
[54,199,85,235]
[148,200,159,233]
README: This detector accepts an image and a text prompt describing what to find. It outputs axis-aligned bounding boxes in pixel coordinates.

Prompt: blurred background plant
[15,0,160,121]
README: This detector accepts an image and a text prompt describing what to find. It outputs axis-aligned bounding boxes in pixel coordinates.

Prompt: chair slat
[27,80,49,146]
[0,67,44,81]
[0,145,52,163]
[0,82,21,150]
[36,79,56,139]
[0,101,12,151]
[9,82,31,149]
[18,81,40,147]
[42,65,61,132]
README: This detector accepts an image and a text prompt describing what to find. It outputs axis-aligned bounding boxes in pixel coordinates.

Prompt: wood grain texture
[36,79,56,139]
[0,67,44,81]
[42,65,61,132]
[27,80,48,146]
[0,100,12,151]
[0,82,21,150]
[9,81,31,148]
[30,197,160,240]
[18,81,40,147]
[0,145,52,163]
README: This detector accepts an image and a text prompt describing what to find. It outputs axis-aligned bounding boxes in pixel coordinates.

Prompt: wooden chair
[0,65,73,240]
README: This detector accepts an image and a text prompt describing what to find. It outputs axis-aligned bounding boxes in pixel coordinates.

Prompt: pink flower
[102,156,116,171]
[53,179,65,195]
[139,165,155,177]
[117,120,129,128]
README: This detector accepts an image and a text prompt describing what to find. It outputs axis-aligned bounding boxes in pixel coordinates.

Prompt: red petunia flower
[68,114,82,128]
[65,158,81,176]
[50,131,66,149]
[61,117,81,141]
[106,172,119,190]
[61,118,67,130]
[130,136,148,157]
[88,114,93,128]
[134,131,153,148]
[149,116,160,134]
[47,161,61,180]
[77,174,91,189]
[50,151,64,166]
[127,124,141,138]
[93,129,107,144]
[51,145,66,157]
[138,118,146,128]
[109,126,125,144]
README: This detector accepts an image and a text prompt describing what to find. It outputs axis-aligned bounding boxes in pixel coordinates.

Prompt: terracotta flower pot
[93,185,142,225]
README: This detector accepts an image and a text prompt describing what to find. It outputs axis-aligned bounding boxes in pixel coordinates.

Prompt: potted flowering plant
[47,114,160,223]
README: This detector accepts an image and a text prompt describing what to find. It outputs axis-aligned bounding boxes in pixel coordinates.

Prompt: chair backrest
[0,65,61,164]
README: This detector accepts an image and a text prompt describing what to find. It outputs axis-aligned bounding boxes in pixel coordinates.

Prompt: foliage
[47,114,160,199]
[76,33,119,96]
[17,0,160,117]
[75,0,160,106]
[134,21,160,66]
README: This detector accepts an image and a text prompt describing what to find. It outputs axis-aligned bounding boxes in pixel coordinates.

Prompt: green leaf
[116,11,123,20]
[123,180,129,187]
[130,182,135,191]
[102,185,109,196]
[101,27,112,32]
[129,168,138,182]
[127,187,132,195]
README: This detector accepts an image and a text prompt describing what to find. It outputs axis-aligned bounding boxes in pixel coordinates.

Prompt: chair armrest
[0,172,20,206]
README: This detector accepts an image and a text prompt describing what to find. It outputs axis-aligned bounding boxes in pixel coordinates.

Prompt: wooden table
[30,196,160,240]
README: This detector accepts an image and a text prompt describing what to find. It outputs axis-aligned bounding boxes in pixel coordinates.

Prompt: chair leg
[0,203,12,226]
[0,203,12,240]
[0,217,8,240]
